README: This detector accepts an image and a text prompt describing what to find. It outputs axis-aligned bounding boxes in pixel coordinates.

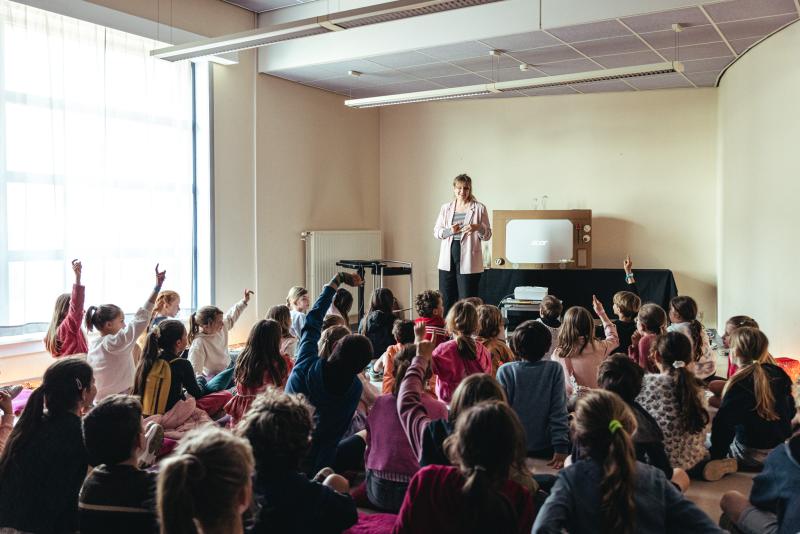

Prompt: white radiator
[303,230,383,297]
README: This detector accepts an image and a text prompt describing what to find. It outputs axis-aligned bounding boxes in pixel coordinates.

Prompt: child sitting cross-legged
[365,345,448,512]
[80,395,162,534]
[236,388,358,534]
[266,304,298,360]
[476,304,515,376]
[496,320,569,469]
[359,288,397,359]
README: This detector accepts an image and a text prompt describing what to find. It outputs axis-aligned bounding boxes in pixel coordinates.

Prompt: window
[0,0,200,334]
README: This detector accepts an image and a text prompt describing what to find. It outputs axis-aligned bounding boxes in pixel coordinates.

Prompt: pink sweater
[553,320,619,395]
[365,393,447,479]
[432,339,492,403]
[54,284,88,357]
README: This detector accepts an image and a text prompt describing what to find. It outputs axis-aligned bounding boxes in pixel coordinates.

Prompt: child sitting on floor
[610,256,641,354]
[629,303,668,373]
[536,295,562,360]
[709,315,763,409]
[432,301,492,404]
[225,319,293,426]
[266,304,298,360]
[45,259,88,357]
[414,290,449,348]
[151,290,180,327]
[476,304,514,375]
[327,287,353,324]
[287,286,310,338]
[378,319,415,393]
[188,289,251,379]
[552,296,619,398]
[80,395,160,533]
[392,401,536,534]
[533,390,724,534]
[86,264,165,400]
[237,389,358,534]
[497,319,569,469]
[668,296,717,381]
[359,288,397,359]
[158,426,254,534]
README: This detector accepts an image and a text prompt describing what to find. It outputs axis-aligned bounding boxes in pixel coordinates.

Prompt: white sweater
[188,299,248,376]
[87,299,154,401]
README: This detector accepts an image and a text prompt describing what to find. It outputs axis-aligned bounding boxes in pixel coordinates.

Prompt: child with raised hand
[476,304,514,375]
[80,395,160,533]
[414,289,449,348]
[285,272,373,475]
[359,287,397,359]
[224,319,293,426]
[236,389,357,534]
[188,288,252,378]
[497,320,569,469]
[266,304,298,360]
[536,295,562,360]
[597,354,690,493]
[392,401,536,534]
[158,426,254,534]
[710,327,795,471]
[0,358,96,534]
[378,319,415,393]
[86,264,165,400]
[286,286,310,337]
[667,296,717,381]
[151,290,180,327]
[637,332,711,475]
[366,345,448,512]
[629,303,668,372]
[533,390,724,534]
[327,287,353,323]
[432,301,492,404]
[45,259,88,357]
[607,255,642,354]
[552,295,619,397]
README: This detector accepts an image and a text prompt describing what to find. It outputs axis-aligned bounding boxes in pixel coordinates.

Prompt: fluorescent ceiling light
[345,62,684,108]
[150,0,499,62]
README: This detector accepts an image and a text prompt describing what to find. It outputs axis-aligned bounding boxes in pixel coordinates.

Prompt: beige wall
[380,89,720,322]
[718,21,800,357]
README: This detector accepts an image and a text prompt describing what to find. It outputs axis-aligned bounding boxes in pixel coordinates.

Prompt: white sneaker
[138,423,164,468]
[0,385,23,400]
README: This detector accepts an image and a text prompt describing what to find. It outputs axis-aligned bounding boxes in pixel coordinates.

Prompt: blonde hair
[453,174,476,203]
[44,293,74,355]
[446,301,479,361]
[556,306,596,358]
[476,304,504,340]
[724,327,779,420]
[286,286,308,309]
[613,291,641,321]
[154,290,180,317]
[266,305,294,339]
[157,426,253,534]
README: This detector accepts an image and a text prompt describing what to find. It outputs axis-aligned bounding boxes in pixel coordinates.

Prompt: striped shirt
[451,212,466,241]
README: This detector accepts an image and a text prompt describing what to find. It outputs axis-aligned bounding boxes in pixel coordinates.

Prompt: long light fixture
[345,61,685,108]
[150,0,500,62]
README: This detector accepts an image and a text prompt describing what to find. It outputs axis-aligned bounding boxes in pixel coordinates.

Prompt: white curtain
[0,0,195,329]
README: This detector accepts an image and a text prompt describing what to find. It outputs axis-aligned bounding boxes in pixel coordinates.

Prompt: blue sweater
[496,360,570,454]
[533,460,723,534]
[748,437,800,534]
[285,285,362,474]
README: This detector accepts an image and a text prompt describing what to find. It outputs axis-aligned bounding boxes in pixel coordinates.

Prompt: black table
[480,268,678,323]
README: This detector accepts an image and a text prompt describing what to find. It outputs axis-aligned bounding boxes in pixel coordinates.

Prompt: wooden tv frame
[491,210,592,270]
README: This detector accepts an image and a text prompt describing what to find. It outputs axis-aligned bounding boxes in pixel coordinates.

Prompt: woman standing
[434,174,492,313]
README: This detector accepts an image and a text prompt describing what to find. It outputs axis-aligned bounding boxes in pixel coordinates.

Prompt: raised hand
[243,289,254,304]
[623,255,633,274]
[71,259,82,284]
[416,339,434,363]
[414,321,427,343]
[592,295,607,317]
[0,390,11,416]
[338,272,363,287]
[155,263,166,287]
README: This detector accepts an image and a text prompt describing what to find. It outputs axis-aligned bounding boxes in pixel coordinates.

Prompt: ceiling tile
[685,71,720,87]
[416,41,493,61]
[681,55,734,73]
[521,86,578,96]
[728,35,762,53]
[369,51,438,69]
[640,24,722,49]
[658,41,732,60]
[268,64,342,83]
[512,45,583,65]
[573,79,635,93]
[572,35,649,56]
[594,50,664,68]
[625,72,693,90]
[309,76,377,95]
[479,31,561,52]
[430,73,492,87]
[717,13,798,42]
[451,54,519,72]
[703,0,797,24]
[535,58,600,75]
[360,70,419,85]
[547,20,631,42]
[492,66,546,82]
[621,6,709,33]
[399,62,467,79]
[320,59,390,77]
[348,87,388,99]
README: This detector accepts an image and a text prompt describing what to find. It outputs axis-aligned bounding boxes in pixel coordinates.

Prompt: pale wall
[379,89,720,322]
[717,21,800,357]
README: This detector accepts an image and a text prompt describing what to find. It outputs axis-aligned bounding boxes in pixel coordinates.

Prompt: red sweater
[414,316,449,347]
[54,284,88,356]
[391,465,535,534]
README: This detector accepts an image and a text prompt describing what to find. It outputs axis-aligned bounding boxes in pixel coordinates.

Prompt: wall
[718,21,800,357]
[380,89,720,322]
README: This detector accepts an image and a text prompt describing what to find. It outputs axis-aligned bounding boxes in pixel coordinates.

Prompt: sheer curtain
[0,0,195,331]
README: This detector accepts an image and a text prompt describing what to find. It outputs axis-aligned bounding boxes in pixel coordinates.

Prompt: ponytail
[725,327,778,421]
[188,306,221,345]
[85,304,122,332]
[158,454,205,534]
[134,320,187,396]
[446,301,479,361]
[85,305,98,331]
[687,320,704,362]
[655,332,709,433]
[456,335,478,361]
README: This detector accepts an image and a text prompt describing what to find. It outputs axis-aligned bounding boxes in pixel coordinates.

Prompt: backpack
[141,358,179,416]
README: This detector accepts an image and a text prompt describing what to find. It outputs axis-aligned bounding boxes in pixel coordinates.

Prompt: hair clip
[75,378,83,390]
[672,361,686,369]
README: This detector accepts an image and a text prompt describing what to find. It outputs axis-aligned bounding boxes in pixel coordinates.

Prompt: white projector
[514,286,548,302]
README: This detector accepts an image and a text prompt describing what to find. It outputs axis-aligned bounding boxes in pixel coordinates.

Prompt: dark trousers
[439,240,481,314]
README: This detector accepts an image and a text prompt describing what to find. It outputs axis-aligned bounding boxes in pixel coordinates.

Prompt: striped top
[451,211,466,241]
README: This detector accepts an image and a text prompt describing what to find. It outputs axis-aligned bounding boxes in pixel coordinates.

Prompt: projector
[514,286,548,302]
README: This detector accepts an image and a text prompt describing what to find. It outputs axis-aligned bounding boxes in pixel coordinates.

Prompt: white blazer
[433,200,492,274]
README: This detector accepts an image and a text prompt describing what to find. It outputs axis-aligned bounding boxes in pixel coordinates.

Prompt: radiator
[302,230,383,299]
